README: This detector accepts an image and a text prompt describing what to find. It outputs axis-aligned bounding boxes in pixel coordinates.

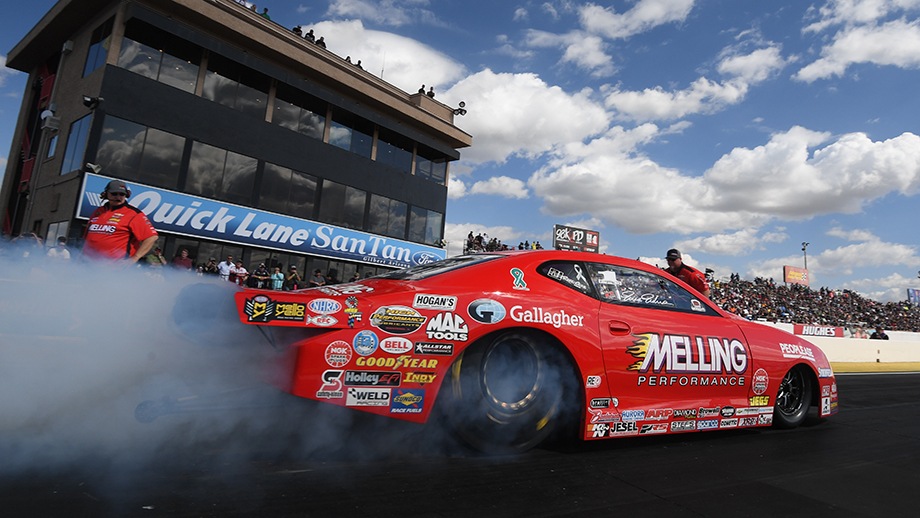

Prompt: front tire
[773,366,812,428]
[442,330,576,454]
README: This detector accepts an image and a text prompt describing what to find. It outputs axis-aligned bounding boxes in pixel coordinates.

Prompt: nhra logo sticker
[414,342,454,355]
[390,389,425,413]
[309,299,342,315]
[316,370,344,399]
[352,330,379,356]
[467,299,507,324]
[370,306,426,335]
[325,341,353,368]
[380,337,413,354]
[425,313,469,341]
[413,294,457,311]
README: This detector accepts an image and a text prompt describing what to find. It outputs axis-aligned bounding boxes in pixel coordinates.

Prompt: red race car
[225,250,838,452]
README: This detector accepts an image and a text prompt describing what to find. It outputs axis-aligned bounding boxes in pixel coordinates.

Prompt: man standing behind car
[83,179,158,264]
[663,248,711,298]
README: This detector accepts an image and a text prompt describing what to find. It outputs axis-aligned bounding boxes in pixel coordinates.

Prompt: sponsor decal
[758,414,773,425]
[309,298,342,315]
[589,398,611,409]
[343,370,401,387]
[749,395,770,406]
[244,295,274,322]
[545,267,589,291]
[510,267,529,291]
[307,315,338,327]
[822,385,830,397]
[324,341,352,368]
[720,406,736,418]
[609,422,639,437]
[690,299,705,312]
[588,408,621,424]
[628,332,748,388]
[697,419,719,430]
[645,408,673,420]
[412,294,457,311]
[673,408,698,419]
[317,284,375,296]
[621,409,645,421]
[355,355,439,370]
[735,407,760,416]
[585,376,602,388]
[698,407,721,418]
[509,305,584,328]
[425,312,469,341]
[821,397,831,416]
[370,306,427,334]
[818,367,833,378]
[779,342,815,361]
[390,389,425,413]
[670,421,696,432]
[380,337,413,354]
[344,296,362,328]
[414,342,454,355]
[316,370,344,399]
[467,299,507,324]
[403,372,436,384]
[739,417,758,426]
[752,368,769,395]
[640,423,669,435]
[591,423,609,438]
[720,418,739,428]
[793,324,844,338]
[346,387,390,407]
[352,330,379,356]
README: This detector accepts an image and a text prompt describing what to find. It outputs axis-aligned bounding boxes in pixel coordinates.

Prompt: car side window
[537,261,596,297]
[587,263,717,315]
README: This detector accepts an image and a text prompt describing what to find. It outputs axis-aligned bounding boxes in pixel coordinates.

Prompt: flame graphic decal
[626,333,653,371]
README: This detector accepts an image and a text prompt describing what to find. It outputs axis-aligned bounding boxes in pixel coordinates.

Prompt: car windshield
[373,254,502,281]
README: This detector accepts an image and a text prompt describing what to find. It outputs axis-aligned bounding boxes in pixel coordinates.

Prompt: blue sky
[3,0,920,302]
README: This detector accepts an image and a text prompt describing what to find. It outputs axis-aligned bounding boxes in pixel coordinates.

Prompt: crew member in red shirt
[663,248,711,298]
[83,179,159,263]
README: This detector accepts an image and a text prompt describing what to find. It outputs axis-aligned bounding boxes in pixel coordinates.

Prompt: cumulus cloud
[325,0,442,27]
[674,228,790,256]
[803,0,920,33]
[468,175,530,198]
[0,55,18,87]
[578,0,695,39]
[523,29,615,75]
[795,18,920,82]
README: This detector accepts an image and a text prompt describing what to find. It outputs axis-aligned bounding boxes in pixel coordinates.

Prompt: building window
[328,110,373,158]
[408,207,443,245]
[415,145,449,185]
[261,162,317,218]
[83,17,114,77]
[318,179,366,230]
[95,115,185,189]
[368,194,407,239]
[203,53,270,120]
[59,115,91,175]
[117,20,201,93]
[273,83,326,140]
[187,141,257,205]
[376,127,413,174]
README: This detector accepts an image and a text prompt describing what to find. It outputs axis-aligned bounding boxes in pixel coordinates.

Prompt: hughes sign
[76,174,445,268]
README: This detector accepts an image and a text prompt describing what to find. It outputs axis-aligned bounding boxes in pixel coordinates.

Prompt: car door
[588,262,752,422]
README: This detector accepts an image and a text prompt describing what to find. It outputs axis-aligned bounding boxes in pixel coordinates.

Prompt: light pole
[801,242,810,270]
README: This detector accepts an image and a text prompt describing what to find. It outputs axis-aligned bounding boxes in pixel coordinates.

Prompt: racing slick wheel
[441,330,578,454]
[773,366,814,428]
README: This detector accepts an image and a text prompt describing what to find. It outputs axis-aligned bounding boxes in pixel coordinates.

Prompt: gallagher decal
[627,332,748,387]
[467,299,506,324]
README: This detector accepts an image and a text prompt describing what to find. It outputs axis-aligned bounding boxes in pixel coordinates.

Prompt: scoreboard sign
[553,224,600,253]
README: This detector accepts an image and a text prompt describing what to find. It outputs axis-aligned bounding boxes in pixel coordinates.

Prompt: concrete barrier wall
[804,336,920,363]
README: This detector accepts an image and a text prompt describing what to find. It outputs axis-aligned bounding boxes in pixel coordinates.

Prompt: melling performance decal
[627,332,748,387]
[244,295,306,322]
[369,306,427,334]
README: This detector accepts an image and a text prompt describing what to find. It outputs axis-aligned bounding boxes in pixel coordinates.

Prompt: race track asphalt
[1,372,918,517]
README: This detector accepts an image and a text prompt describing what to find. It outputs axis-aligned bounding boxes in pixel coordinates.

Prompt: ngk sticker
[325,340,353,368]
[752,368,769,395]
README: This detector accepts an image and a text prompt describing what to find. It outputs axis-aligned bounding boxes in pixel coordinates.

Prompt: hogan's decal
[627,332,748,387]
[412,294,457,311]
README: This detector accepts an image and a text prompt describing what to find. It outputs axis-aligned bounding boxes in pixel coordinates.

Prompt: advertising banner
[793,324,844,338]
[784,265,809,286]
[553,224,599,253]
[77,174,445,269]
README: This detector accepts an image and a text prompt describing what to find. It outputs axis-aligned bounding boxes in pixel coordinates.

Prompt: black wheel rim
[480,336,542,415]
[777,369,806,416]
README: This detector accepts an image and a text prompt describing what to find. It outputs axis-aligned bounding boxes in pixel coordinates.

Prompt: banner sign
[793,324,844,338]
[908,288,920,306]
[77,174,445,269]
[553,224,599,253]
[784,265,809,286]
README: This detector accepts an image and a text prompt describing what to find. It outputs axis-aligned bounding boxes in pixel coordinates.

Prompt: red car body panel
[232,250,838,439]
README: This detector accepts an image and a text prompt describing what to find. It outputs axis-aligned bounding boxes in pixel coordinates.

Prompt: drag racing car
[215,250,838,453]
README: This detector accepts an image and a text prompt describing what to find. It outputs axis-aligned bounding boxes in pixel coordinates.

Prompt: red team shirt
[83,203,158,260]
[671,264,710,296]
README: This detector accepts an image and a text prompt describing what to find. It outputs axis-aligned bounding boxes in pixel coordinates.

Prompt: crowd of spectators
[464,232,544,253]
[711,274,920,332]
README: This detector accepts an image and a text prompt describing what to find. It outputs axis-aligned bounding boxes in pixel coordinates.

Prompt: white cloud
[604,77,748,121]
[826,226,877,241]
[578,0,695,39]
[523,30,615,76]
[795,18,920,82]
[803,0,920,33]
[468,176,530,198]
[325,0,440,27]
[842,272,920,303]
[0,55,19,87]
[674,228,790,256]
[447,176,467,199]
[717,46,787,83]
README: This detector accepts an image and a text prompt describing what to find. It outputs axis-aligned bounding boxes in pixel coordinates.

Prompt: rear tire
[442,330,576,454]
[773,366,812,428]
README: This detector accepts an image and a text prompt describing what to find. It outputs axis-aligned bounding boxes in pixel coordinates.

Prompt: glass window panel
[330,111,372,158]
[289,170,317,219]
[137,127,184,189]
[60,116,91,175]
[272,96,301,132]
[299,109,325,140]
[425,210,443,245]
[158,52,198,93]
[318,180,346,226]
[367,194,389,235]
[344,186,366,229]
[222,151,257,204]
[187,141,226,198]
[236,81,268,119]
[415,146,449,185]
[376,129,413,173]
[202,69,237,109]
[95,115,145,180]
[260,162,293,214]
[83,18,113,77]
[117,39,161,80]
[328,120,352,151]
[408,206,427,243]
[387,200,407,239]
